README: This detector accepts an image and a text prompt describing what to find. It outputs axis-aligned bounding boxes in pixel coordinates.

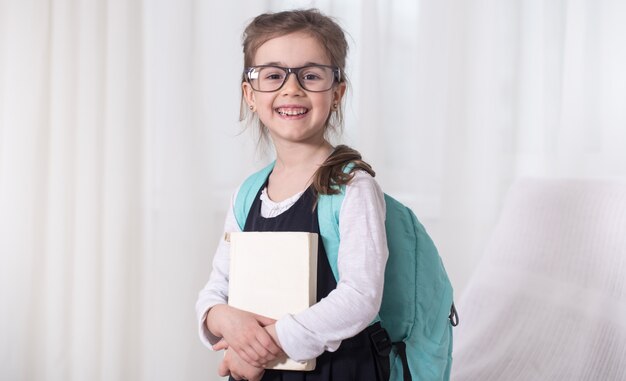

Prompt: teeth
[277,108,308,116]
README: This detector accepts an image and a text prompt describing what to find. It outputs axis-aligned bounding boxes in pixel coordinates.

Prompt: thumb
[212,339,229,351]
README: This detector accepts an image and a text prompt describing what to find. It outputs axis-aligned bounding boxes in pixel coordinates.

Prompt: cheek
[315,96,334,110]
[254,95,274,112]
[261,94,277,106]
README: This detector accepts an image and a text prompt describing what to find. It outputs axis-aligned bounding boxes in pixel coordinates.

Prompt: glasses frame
[244,64,342,93]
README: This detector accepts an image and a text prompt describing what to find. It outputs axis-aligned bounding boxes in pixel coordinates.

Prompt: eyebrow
[257,61,329,67]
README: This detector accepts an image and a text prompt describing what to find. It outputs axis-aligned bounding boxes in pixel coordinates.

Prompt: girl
[196,9,389,381]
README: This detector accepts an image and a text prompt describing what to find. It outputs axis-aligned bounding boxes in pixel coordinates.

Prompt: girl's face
[243,32,345,147]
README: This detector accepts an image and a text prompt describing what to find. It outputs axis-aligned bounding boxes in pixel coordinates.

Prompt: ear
[332,82,347,105]
[242,82,256,110]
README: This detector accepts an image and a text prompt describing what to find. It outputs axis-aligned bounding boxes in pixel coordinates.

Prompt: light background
[1,0,625,380]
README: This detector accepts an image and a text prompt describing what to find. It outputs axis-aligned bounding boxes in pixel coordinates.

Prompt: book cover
[228,231,318,371]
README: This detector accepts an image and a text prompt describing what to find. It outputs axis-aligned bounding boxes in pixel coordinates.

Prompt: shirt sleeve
[275,171,389,362]
[195,188,241,349]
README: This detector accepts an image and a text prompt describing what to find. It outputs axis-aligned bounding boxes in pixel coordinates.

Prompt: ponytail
[312,145,375,198]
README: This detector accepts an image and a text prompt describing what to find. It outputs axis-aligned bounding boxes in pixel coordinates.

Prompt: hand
[207,304,283,367]
[218,348,265,381]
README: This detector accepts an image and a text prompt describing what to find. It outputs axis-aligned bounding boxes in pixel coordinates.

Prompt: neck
[273,140,334,172]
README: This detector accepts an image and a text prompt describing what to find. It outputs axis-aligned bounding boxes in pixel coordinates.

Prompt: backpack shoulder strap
[316,162,355,281]
[233,161,275,230]
[317,191,344,281]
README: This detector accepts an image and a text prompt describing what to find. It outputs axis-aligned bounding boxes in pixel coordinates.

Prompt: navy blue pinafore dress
[230,182,390,381]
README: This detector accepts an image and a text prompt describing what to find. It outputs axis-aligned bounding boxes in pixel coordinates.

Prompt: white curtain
[1,0,624,380]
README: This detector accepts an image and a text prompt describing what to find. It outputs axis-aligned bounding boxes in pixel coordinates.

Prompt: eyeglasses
[244,65,341,92]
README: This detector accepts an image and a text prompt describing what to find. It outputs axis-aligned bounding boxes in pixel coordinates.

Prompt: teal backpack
[234,162,457,381]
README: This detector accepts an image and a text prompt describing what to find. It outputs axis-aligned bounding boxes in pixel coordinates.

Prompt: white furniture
[452,178,626,380]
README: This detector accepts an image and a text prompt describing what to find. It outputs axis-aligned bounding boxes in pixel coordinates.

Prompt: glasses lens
[248,66,337,92]
[249,67,285,92]
[298,66,335,92]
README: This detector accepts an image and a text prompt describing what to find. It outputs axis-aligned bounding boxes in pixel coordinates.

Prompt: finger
[228,323,264,353]
[217,358,229,377]
[256,331,282,357]
[253,314,277,327]
[234,337,270,365]
[240,347,263,368]
[250,336,279,364]
[249,338,272,362]
[233,346,262,368]
[212,339,229,351]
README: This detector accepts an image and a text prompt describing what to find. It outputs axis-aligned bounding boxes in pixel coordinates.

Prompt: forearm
[196,189,241,346]
[196,251,230,346]
[275,280,383,361]
[276,171,388,361]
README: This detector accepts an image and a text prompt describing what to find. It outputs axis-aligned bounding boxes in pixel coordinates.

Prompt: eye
[303,73,322,81]
[260,67,285,81]
[266,73,284,80]
[300,67,328,81]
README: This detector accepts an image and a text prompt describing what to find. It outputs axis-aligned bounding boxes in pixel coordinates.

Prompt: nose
[281,72,305,94]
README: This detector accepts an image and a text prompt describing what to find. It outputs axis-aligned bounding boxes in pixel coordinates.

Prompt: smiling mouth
[276,107,309,116]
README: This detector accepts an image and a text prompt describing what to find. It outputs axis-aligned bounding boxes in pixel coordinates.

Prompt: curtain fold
[1,1,624,380]
[1,1,146,379]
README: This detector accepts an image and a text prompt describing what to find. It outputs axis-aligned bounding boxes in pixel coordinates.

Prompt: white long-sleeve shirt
[195,170,388,362]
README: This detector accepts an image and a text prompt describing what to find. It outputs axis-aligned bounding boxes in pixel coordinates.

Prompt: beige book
[227,231,318,371]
